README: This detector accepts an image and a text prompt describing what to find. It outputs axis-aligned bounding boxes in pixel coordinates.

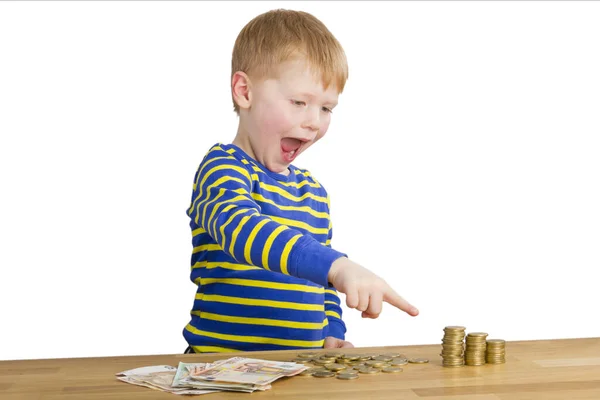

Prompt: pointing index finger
[383,287,419,316]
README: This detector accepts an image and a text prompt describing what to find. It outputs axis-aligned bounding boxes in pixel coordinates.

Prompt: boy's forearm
[288,235,346,287]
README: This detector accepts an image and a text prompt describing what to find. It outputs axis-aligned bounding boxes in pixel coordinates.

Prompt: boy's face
[235,59,339,175]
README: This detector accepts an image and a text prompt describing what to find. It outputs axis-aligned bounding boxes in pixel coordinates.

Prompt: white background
[1,1,599,361]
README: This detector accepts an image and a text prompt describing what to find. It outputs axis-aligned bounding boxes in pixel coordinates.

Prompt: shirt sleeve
[187,149,346,288]
[323,222,347,340]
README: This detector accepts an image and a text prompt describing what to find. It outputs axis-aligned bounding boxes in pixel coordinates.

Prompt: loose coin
[358,367,380,374]
[325,363,347,371]
[382,367,403,373]
[366,360,386,368]
[409,358,429,364]
[337,372,359,380]
[373,355,393,362]
[292,358,313,364]
[298,352,318,359]
[314,358,335,365]
[359,354,377,360]
[320,356,338,361]
[300,368,324,376]
[313,371,336,378]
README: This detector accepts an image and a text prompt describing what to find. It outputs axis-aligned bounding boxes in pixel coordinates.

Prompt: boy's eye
[291,100,333,114]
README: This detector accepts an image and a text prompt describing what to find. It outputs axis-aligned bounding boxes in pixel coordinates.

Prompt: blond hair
[231,9,348,113]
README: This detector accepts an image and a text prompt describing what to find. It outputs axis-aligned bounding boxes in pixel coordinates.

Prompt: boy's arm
[188,150,345,288]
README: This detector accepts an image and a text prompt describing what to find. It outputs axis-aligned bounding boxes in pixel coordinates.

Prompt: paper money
[116,357,307,395]
[116,365,216,395]
[188,357,308,386]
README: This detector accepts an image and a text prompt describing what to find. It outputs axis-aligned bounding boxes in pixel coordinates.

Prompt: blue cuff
[290,236,346,288]
[326,319,347,341]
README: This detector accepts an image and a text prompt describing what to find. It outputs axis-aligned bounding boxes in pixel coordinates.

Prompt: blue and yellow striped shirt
[183,143,347,353]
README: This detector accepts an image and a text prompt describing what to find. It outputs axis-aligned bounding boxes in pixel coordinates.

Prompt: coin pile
[464,332,488,366]
[485,339,506,364]
[441,326,466,367]
[293,351,427,379]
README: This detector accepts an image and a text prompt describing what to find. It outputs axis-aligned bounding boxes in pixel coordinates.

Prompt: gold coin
[366,360,386,367]
[359,354,377,360]
[373,355,393,362]
[381,352,401,358]
[313,358,335,365]
[467,332,488,337]
[324,352,343,358]
[297,352,319,358]
[337,372,359,380]
[409,358,429,364]
[313,370,336,378]
[382,366,403,373]
[324,363,346,371]
[292,358,314,363]
[358,367,380,374]
[300,368,324,376]
[390,358,408,366]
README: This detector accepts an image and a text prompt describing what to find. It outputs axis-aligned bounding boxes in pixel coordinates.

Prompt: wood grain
[1,337,599,399]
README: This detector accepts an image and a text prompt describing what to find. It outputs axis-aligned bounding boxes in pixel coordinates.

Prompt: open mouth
[281,138,303,163]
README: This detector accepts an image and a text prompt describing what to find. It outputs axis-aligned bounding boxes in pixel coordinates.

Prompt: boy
[183,9,418,354]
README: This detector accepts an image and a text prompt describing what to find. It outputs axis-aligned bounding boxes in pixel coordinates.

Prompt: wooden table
[1,337,599,399]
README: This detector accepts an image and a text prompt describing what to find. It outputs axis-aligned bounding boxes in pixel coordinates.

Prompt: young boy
[183,9,418,354]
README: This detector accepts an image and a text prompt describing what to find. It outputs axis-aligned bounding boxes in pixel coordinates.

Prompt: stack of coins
[441,326,466,367]
[485,339,506,364]
[464,332,488,366]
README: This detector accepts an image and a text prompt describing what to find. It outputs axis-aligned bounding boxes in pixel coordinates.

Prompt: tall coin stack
[441,326,466,367]
[464,332,488,366]
[485,339,506,364]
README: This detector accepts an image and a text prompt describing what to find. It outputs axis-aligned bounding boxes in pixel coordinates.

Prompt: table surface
[1,337,599,399]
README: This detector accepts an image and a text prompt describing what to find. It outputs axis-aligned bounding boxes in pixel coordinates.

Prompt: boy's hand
[324,336,354,349]
[327,257,419,319]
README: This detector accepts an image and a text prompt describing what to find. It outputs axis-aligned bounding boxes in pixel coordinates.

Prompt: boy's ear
[232,71,252,110]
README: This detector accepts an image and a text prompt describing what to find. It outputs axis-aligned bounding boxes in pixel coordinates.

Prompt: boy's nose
[302,108,320,133]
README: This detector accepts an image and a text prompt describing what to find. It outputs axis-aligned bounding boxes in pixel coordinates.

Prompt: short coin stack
[464,332,488,366]
[441,326,466,367]
[485,339,506,364]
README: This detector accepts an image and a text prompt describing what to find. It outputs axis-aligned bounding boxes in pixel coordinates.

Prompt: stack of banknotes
[116,357,308,395]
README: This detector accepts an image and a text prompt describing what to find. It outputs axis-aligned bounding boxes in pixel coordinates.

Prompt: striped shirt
[183,143,347,353]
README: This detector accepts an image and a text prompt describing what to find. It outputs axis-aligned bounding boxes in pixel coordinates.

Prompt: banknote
[116,365,216,395]
[187,357,308,386]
